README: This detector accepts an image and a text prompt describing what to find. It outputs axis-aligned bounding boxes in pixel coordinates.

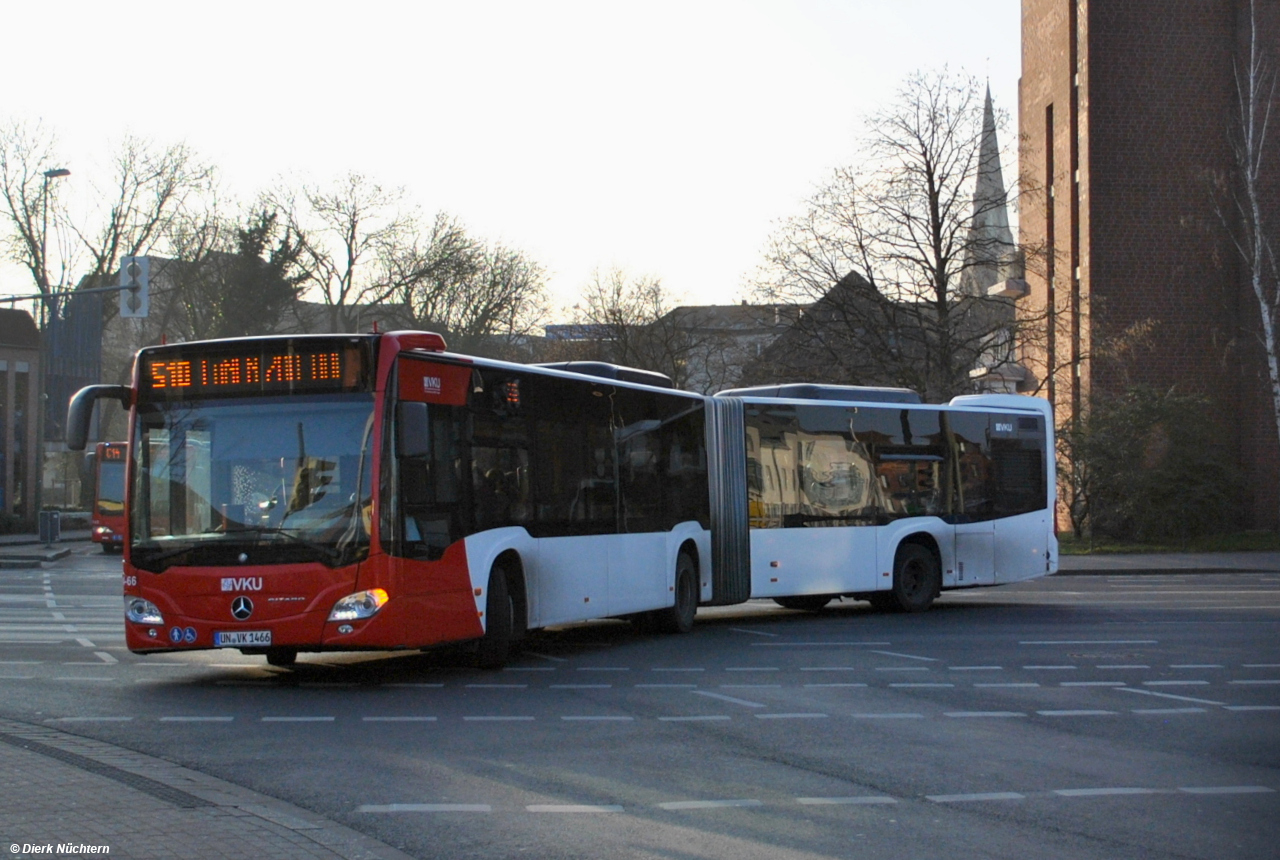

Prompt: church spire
[959,85,1017,297]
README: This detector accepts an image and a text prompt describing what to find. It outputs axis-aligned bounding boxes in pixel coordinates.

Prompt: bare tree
[1221,0,1280,524]
[751,69,1027,401]
[274,173,420,333]
[567,268,735,391]
[0,120,73,323]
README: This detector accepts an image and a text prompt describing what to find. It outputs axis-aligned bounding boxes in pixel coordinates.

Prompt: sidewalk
[0,531,90,567]
[1057,550,1280,575]
[0,717,415,860]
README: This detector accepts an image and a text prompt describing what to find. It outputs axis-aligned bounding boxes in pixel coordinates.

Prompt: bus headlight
[126,597,164,625]
[328,588,389,621]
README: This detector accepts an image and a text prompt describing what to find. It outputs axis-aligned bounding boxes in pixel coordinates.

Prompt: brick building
[1019,0,1280,528]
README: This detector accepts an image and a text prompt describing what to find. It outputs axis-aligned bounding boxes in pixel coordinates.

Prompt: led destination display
[138,339,371,399]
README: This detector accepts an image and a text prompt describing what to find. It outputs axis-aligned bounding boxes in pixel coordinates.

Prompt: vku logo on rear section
[221,576,263,592]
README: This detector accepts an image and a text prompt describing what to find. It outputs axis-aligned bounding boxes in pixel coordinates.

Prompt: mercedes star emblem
[230,596,254,620]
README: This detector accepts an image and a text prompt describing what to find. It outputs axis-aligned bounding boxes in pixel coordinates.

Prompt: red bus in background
[92,442,127,553]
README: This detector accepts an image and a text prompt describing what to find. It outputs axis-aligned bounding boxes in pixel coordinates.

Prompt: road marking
[1133,708,1206,714]
[635,684,697,689]
[949,666,1002,671]
[262,716,334,722]
[1242,663,1280,668]
[799,667,858,672]
[1037,710,1117,716]
[1170,664,1222,669]
[751,642,890,647]
[927,792,1024,802]
[1054,788,1159,797]
[1024,665,1077,670]
[876,667,930,672]
[1061,681,1127,687]
[362,716,437,722]
[725,667,779,672]
[1179,786,1275,794]
[528,804,623,813]
[720,684,780,689]
[692,690,765,708]
[1116,688,1225,705]
[52,677,113,682]
[850,713,924,719]
[652,667,704,672]
[75,638,96,648]
[161,716,235,722]
[755,713,827,720]
[561,716,634,721]
[889,683,953,688]
[464,716,535,721]
[49,717,132,722]
[1229,679,1280,685]
[805,683,868,688]
[1143,680,1209,686]
[359,804,491,813]
[1098,665,1150,669]
[658,799,763,810]
[577,667,629,672]
[659,716,730,722]
[1223,705,1280,711]
[0,661,42,665]
[551,684,612,690]
[466,684,527,689]
[797,796,897,805]
[974,682,1040,688]
[1021,640,1157,645]
[504,667,556,672]
[730,627,778,637]
[945,711,1025,718]
[527,652,568,663]
[869,650,938,662]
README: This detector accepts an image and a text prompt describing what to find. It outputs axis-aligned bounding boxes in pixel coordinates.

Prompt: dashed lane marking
[805,683,868,688]
[730,627,778,637]
[528,804,623,813]
[161,716,234,722]
[362,716,437,722]
[504,667,556,672]
[1144,680,1209,686]
[725,667,779,672]
[93,652,118,664]
[577,667,629,672]
[635,683,697,689]
[1061,681,1127,687]
[463,716,535,721]
[949,666,1002,671]
[889,683,953,688]
[945,711,1025,718]
[261,716,334,722]
[48,717,132,722]
[526,652,567,663]
[850,713,924,719]
[1116,688,1225,706]
[659,715,730,722]
[1133,708,1207,714]
[465,684,527,689]
[550,684,612,689]
[927,792,1024,803]
[692,690,765,708]
[751,642,890,647]
[1229,679,1280,685]
[1224,705,1280,711]
[659,799,763,810]
[1098,664,1150,669]
[755,713,827,720]
[360,804,491,813]
[869,650,938,662]
[1024,665,1077,670]
[561,716,633,721]
[1055,788,1160,797]
[1038,710,1117,716]
[1021,640,1158,645]
[652,667,704,672]
[975,682,1040,688]
[1179,786,1275,794]
[876,667,929,672]
[1171,664,1223,669]
[797,796,897,805]
[1243,663,1280,668]
[720,684,780,689]
[799,667,858,672]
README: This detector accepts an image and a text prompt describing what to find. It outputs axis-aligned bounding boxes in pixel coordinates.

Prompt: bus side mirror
[66,385,130,452]
[396,402,431,458]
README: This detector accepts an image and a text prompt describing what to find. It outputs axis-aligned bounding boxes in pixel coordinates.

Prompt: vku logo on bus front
[221,577,263,592]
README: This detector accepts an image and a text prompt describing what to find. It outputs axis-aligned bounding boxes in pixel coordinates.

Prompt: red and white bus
[66,332,748,667]
[65,331,1056,668]
[90,442,128,552]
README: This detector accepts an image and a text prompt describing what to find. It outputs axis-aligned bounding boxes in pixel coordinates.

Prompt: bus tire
[773,595,832,612]
[265,648,297,667]
[476,565,513,669]
[888,543,940,613]
[655,552,698,634]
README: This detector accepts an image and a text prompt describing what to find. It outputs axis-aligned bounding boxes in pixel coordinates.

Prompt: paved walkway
[1058,550,1280,575]
[0,718,414,860]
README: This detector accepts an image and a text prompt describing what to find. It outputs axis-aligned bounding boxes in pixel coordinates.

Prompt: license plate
[214,630,272,647]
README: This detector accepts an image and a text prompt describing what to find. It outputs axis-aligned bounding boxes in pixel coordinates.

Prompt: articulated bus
[66,330,1055,668]
[91,442,128,552]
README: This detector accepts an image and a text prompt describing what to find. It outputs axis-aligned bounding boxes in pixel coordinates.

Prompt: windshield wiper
[136,527,343,567]
[233,527,343,563]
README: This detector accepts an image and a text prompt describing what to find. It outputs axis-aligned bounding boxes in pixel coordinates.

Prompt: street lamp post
[34,167,70,524]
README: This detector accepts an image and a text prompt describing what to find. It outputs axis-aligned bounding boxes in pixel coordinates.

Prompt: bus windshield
[97,458,126,516]
[130,393,376,571]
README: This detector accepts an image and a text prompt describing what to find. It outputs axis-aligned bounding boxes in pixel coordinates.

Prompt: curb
[0,717,415,860]
[1056,567,1280,576]
[0,548,73,568]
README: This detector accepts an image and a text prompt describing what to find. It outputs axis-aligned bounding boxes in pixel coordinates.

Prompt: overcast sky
[2,0,1020,314]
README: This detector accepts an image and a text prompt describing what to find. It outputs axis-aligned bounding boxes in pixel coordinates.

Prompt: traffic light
[119,255,150,318]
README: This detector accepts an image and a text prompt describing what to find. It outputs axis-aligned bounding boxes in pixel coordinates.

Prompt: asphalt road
[2,545,1277,859]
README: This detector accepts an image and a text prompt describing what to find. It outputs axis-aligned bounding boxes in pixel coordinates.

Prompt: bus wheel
[476,566,513,669]
[265,648,297,667]
[773,595,832,612]
[889,543,940,613]
[656,552,698,634]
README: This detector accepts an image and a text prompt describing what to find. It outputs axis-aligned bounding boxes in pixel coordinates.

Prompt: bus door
[946,411,995,586]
